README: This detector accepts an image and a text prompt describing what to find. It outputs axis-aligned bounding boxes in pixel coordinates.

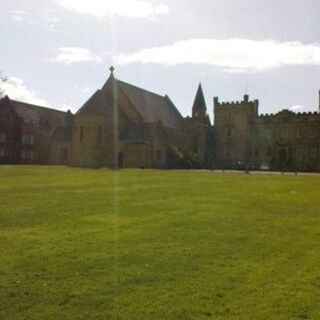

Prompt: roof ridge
[116,79,165,99]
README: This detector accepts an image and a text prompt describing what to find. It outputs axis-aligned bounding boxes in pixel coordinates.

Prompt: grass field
[1,166,320,320]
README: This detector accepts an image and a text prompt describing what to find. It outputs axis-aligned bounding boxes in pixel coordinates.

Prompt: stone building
[0,68,211,169]
[0,67,319,172]
[214,93,320,172]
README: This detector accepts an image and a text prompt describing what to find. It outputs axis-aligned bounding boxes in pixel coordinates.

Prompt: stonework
[0,69,319,172]
[214,94,320,172]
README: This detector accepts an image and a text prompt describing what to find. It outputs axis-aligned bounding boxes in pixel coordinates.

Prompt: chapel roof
[77,72,188,132]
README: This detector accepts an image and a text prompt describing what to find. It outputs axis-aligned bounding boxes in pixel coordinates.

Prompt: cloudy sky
[1,0,320,118]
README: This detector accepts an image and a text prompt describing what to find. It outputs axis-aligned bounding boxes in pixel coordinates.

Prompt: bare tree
[0,71,8,98]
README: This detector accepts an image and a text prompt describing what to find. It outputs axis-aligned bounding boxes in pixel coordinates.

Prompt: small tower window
[227,127,233,137]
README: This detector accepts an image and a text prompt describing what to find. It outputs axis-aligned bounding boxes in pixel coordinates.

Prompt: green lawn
[1,166,320,320]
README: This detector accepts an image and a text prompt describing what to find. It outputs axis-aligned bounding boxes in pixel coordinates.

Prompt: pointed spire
[192,83,207,117]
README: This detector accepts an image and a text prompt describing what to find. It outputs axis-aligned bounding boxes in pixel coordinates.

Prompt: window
[266,129,272,139]
[310,147,318,160]
[254,147,259,158]
[60,148,68,160]
[21,150,33,159]
[0,149,6,158]
[280,126,288,138]
[309,126,318,137]
[156,150,161,161]
[295,146,304,161]
[296,126,303,138]
[227,127,233,137]
[22,134,34,144]
[97,126,102,142]
[39,118,49,129]
[0,133,6,143]
[266,146,272,157]
[80,126,84,141]
[253,128,259,138]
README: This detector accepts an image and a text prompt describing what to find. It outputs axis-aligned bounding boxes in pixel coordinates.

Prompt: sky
[0,0,320,120]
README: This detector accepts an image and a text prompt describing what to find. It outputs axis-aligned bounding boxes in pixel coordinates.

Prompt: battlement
[214,95,259,109]
[258,109,320,119]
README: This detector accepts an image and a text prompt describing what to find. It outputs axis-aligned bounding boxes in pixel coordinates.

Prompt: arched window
[97,126,102,143]
[80,126,84,141]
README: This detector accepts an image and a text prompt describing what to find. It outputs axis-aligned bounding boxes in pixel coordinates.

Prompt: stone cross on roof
[109,66,115,76]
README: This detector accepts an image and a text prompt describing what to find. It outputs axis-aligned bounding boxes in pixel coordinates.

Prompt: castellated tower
[214,94,259,169]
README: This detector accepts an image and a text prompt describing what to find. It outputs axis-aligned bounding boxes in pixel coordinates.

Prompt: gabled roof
[76,89,114,117]
[192,83,207,112]
[3,97,68,126]
[77,75,189,132]
[116,80,188,132]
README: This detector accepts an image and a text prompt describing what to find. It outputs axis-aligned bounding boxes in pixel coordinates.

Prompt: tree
[0,71,8,98]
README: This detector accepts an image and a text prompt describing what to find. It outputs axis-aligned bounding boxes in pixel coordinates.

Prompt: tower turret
[192,83,207,118]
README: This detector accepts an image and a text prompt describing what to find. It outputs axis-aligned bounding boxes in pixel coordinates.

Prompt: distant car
[260,164,270,171]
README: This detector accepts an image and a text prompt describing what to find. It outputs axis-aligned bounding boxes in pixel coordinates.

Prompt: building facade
[0,68,319,172]
[0,69,212,169]
[214,93,320,172]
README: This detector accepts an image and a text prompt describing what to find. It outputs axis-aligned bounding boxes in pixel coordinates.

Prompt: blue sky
[1,0,319,119]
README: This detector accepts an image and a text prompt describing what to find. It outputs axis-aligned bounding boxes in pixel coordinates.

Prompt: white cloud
[290,105,307,111]
[50,47,102,64]
[10,9,28,22]
[55,0,169,18]
[12,15,23,22]
[0,77,51,107]
[116,38,320,73]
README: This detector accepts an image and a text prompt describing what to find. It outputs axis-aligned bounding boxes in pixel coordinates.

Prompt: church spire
[192,83,207,118]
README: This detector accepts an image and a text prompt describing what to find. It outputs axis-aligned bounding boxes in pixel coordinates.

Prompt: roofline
[116,79,166,100]
[8,98,69,114]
